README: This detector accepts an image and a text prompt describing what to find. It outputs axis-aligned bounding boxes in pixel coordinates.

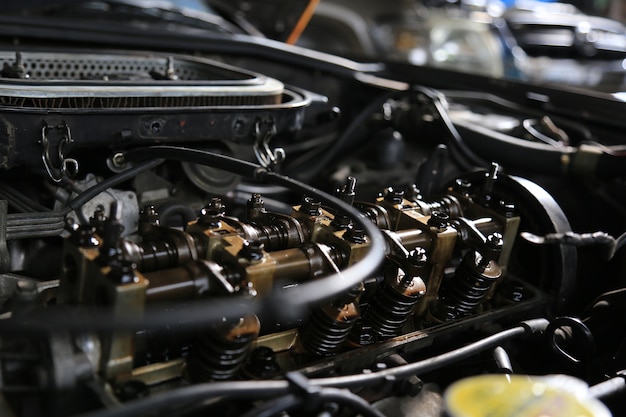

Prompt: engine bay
[0,42,624,417]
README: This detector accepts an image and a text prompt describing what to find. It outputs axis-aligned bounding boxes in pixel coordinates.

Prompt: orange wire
[286,0,320,45]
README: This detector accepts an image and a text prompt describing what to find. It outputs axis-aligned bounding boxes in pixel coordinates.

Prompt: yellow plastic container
[445,374,612,417]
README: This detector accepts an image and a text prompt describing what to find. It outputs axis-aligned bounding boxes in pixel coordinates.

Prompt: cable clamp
[40,121,79,183]
[253,118,284,170]
[285,372,322,413]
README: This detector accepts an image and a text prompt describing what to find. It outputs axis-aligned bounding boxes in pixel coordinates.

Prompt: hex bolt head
[344,227,367,244]
[486,232,504,251]
[203,198,226,216]
[70,225,99,247]
[239,241,265,262]
[428,211,449,230]
[199,198,226,227]
[383,187,404,204]
[139,205,160,225]
[109,260,137,284]
[247,194,265,211]
[405,184,422,201]
[408,247,428,267]
[498,200,516,218]
[247,346,279,377]
[453,178,472,196]
[301,196,322,216]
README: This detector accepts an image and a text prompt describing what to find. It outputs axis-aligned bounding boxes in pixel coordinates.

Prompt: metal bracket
[40,122,79,183]
[253,118,285,169]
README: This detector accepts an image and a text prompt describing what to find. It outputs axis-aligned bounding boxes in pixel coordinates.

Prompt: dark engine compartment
[0,21,624,417]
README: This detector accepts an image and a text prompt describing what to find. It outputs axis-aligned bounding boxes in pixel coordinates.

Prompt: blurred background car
[295,0,626,91]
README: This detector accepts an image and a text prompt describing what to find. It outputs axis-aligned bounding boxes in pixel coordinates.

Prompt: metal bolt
[247,194,265,211]
[111,152,127,167]
[405,184,422,201]
[108,260,137,285]
[89,207,107,231]
[479,232,504,268]
[482,162,501,198]
[69,225,99,247]
[139,205,159,226]
[453,178,472,196]
[400,375,425,397]
[498,200,516,218]
[338,176,357,203]
[408,247,428,267]
[301,196,322,216]
[199,198,226,227]
[383,187,404,204]
[332,214,351,230]
[486,232,504,251]
[428,211,449,230]
[246,346,280,378]
[202,198,226,216]
[98,213,124,265]
[239,241,265,262]
[344,227,366,244]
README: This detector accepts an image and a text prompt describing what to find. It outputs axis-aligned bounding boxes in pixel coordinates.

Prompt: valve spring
[188,317,259,382]
[435,253,500,321]
[299,305,359,356]
[367,282,422,339]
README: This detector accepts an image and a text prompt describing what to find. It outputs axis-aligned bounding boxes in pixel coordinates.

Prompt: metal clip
[40,122,79,183]
[253,118,285,169]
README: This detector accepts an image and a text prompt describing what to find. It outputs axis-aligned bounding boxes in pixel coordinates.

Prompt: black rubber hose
[65,158,165,212]
[311,318,548,388]
[70,319,547,417]
[415,86,487,171]
[240,389,387,417]
[286,90,400,181]
[589,373,626,399]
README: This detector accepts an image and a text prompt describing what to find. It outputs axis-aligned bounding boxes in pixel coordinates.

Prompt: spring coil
[300,301,360,356]
[367,278,424,339]
[187,315,260,382]
[434,251,501,321]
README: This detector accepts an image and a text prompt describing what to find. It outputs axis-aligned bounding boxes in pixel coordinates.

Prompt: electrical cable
[286,90,400,181]
[438,90,626,178]
[589,372,626,399]
[240,388,387,417]
[440,89,596,142]
[240,394,300,417]
[414,86,487,171]
[71,319,547,417]
[75,381,291,417]
[65,158,165,212]
[311,318,547,388]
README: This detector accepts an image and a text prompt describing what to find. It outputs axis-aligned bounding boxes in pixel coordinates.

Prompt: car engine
[0,18,625,417]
